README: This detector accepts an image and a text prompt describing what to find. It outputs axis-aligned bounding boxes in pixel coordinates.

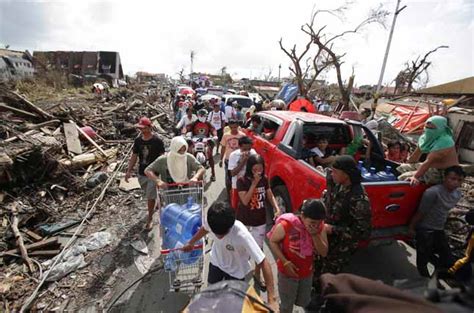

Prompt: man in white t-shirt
[183,202,277,311]
[227,136,256,209]
[176,108,197,132]
[225,101,237,120]
[207,101,227,154]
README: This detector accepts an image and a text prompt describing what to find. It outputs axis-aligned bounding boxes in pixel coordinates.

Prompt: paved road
[107,164,424,313]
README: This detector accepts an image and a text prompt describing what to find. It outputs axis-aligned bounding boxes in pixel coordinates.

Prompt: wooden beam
[9,204,35,272]
[29,250,60,257]
[22,229,43,242]
[26,119,61,130]
[0,237,58,257]
[7,90,55,120]
[0,103,39,118]
[4,130,39,143]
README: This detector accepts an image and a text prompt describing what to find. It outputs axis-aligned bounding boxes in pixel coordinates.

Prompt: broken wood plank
[73,121,107,157]
[23,229,43,242]
[9,203,35,272]
[0,237,59,257]
[0,103,39,118]
[125,99,143,112]
[28,250,60,257]
[26,119,61,130]
[150,112,166,120]
[6,90,55,120]
[63,122,83,155]
[152,120,166,134]
[59,148,118,168]
[4,129,39,143]
[145,103,160,112]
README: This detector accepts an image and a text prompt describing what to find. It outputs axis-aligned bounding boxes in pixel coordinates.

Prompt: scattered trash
[82,231,112,251]
[130,238,148,255]
[45,254,87,282]
[86,172,109,188]
[38,220,80,236]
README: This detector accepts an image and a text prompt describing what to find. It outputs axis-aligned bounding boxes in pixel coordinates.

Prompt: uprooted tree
[280,3,388,109]
[394,45,449,94]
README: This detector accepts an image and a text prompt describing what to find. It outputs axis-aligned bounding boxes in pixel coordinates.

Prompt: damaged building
[0,49,35,81]
[33,51,124,87]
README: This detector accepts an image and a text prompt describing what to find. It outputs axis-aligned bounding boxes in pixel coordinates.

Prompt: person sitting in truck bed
[385,140,404,163]
[398,116,459,186]
[261,120,278,141]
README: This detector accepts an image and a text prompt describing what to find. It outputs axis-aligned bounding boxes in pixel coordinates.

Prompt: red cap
[136,117,152,128]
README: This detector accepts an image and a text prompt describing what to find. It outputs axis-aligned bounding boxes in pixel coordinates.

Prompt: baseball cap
[136,117,152,128]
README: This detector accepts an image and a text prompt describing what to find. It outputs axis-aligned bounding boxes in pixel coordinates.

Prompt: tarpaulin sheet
[276,83,298,104]
[388,104,430,134]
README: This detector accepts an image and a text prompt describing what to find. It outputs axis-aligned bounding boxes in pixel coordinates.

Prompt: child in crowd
[385,140,403,163]
[268,199,328,313]
[311,136,336,167]
[409,165,465,277]
[237,154,281,291]
[448,209,474,282]
[183,202,278,311]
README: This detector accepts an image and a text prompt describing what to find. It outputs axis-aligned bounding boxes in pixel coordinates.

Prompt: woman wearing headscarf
[397,116,459,185]
[313,155,371,289]
[145,136,205,188]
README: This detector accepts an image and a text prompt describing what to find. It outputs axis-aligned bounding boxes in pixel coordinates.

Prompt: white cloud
[1,0,472,86]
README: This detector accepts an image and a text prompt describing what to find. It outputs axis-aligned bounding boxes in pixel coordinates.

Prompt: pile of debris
[0,80,175,311]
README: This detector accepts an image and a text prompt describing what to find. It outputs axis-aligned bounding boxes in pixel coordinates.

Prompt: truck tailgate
[363,182,428,229]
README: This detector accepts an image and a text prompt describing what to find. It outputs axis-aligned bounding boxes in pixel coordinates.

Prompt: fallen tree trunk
[9,203,35,272]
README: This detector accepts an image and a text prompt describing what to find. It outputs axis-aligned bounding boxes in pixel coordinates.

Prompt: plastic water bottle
[173,240,203,265]
[363,167,379,182]
[162,227,179,249]
[175,211,202,241]
[184,196,200,213]
[377,166,397,182]
[164,254,177,271]
[357,161,367,176]
[161,203,183,228]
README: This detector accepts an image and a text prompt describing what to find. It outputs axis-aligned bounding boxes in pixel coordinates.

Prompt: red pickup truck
[244,111,427,242]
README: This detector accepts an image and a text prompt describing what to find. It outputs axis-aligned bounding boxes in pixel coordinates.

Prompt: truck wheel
[272,185,292,213]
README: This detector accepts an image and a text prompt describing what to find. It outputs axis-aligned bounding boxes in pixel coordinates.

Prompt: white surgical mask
[198,116,206,123]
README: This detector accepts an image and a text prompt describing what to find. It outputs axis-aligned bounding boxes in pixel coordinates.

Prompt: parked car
[222,94,254,112]
[243,110,427,243]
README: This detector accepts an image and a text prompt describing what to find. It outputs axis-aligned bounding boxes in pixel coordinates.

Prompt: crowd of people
[123,92,472,311]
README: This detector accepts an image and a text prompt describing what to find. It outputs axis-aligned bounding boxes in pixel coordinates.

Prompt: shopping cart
[159,182,205,293]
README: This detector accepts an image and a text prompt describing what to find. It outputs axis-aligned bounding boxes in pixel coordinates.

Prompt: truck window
[259,117,281,141]
[302,123,351,145]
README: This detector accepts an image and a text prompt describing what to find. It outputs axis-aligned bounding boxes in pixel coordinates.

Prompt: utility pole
[190,50,195,83]
[278,64,281,82]
[376,0,407,94]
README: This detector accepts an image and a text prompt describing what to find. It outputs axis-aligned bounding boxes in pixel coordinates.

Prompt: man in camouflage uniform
[313,155,372,286]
